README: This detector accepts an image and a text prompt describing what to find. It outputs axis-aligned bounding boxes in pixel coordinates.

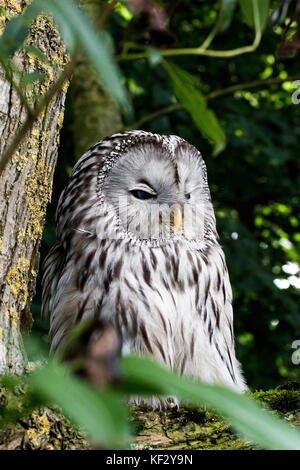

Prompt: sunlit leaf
[163,61,226,155]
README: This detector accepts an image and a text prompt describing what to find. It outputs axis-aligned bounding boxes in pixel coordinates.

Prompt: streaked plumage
[42,130,247,405]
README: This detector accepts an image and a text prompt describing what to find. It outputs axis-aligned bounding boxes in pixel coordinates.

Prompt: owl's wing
[41,144,103,351]
[41,243,65,320]
[42,230,104,352]
[42,241,122,382]
[203,245,247,391]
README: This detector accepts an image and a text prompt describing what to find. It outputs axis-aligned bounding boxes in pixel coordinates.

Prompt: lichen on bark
[0,0,69,375]
[0,382,90,450]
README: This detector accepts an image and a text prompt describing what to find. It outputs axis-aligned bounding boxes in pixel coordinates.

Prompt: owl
[42,130,247,404]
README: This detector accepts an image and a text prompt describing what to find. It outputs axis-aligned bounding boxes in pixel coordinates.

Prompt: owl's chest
[100,242,213,337]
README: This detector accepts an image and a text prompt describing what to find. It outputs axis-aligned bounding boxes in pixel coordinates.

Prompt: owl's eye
[131,189,155,200]
[185,193,191,200]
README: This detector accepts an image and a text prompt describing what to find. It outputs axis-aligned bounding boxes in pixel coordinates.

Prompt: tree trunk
[70,0,123,159]
[0,0,69,375]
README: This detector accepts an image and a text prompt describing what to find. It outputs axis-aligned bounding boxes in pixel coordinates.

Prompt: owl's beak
[174,206,182,230]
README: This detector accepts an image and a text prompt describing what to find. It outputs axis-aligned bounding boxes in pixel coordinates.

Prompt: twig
[127,75,300,130]
[206,75,300,100]
[127,104,181,130]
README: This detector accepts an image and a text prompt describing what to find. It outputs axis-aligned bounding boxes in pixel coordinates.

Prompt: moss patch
[130,381,300,450]
[252,382,300,413]
[130,404,255,450]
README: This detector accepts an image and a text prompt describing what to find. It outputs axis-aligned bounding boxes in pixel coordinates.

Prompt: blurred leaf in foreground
[239,0,270,31]
[29,360,131,449]
[121,355,300,450]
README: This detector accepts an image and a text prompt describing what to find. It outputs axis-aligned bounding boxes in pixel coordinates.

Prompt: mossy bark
[0,380,299,450]
[0,0,69,375]
[0,383,90,450]
[130,381,300,450]
[70,0,123,159]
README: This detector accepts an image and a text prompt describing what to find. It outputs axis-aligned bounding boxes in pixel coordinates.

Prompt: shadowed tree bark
[70,0,123,159]
[0,0,69,375]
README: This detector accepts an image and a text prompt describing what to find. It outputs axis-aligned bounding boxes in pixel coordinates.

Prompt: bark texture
[0,0,69,374]
[70,0,123,159]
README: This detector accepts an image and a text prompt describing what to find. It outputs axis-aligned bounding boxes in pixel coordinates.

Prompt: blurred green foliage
[2,354,300,449]
[31,0,300,392]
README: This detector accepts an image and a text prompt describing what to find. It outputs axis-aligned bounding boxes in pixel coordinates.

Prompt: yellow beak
[174,206,182,230]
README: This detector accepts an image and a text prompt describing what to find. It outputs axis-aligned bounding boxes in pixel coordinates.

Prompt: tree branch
[127,75,300,130]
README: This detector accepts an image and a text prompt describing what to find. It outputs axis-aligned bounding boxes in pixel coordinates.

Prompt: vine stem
[118,0,262,61]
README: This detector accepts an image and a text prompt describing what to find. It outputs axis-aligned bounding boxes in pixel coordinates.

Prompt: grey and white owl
[42,130,247,401]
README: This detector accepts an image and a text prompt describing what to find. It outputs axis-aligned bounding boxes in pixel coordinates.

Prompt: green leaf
[163,61,226,155]
[21,71,46,84]
[239,0,270,31]
[219,0,238,33]
[121,356,300,450]
[29,361,131,449]
[23,45,54,67]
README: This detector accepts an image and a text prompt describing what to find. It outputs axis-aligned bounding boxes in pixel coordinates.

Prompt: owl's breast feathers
[42,229,246,392]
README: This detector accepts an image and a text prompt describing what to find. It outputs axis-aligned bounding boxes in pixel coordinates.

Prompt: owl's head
[95,131,217,246]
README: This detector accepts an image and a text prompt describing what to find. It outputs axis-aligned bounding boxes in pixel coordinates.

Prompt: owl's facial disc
[101,141,209,243]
